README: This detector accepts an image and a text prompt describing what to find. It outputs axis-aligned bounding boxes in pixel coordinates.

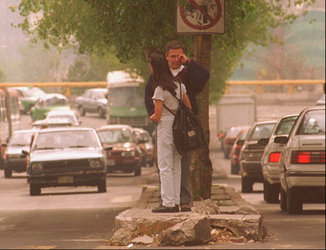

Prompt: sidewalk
[105,181,266,247]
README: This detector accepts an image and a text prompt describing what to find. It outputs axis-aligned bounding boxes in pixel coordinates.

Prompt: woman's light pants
[157,118,181,208]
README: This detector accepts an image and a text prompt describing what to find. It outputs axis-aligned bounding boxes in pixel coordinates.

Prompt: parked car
[97,125,142,176]
[45,109,80,126]
[223,125,250,159]
[261,114,298,203]
[75,88,107,118]
[30,94,70,121]
[3,129,35,178]
[26,127,108,195]
[230,127,250,174]
[276,106,325,214]
[133,127,154,166]
[239,120,277,193]
[8,87,45,114]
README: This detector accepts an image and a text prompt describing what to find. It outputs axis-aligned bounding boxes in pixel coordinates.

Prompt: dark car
[133,127,154,166]
[75,88,107,118]
[229,127,250,175]
[3,129,35,178]
[26,127,108,195]
[239,120,277,193]
[223,125,250,159]
[97,125,142,176]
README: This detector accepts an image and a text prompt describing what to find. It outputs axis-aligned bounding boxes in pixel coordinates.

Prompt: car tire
[241,177,253,193]
[230,163,239,175]
[79,106,86,116]
[4,168,12,178]
[98,179,107,193]
[134,165,141,176]
[286,188,302,214]
[98,107,105,118]
[264,180,279,203]
[280,187,287,211]
[30,184,41,196]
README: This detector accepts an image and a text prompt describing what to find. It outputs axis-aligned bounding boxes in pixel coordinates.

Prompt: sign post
[176,0,225,200]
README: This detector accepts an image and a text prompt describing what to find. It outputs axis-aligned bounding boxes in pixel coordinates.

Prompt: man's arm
[144,74,155,116]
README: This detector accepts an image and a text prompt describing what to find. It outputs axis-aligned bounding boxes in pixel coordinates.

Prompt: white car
[261,114,298,203]
[276,106,325,214]
[45,109,80,126]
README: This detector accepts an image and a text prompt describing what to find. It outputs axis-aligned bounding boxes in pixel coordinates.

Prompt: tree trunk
[191,35,212,200]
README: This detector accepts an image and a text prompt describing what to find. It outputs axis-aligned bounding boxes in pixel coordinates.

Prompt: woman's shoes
[152,205,179,213]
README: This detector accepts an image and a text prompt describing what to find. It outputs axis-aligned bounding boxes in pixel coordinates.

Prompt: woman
[149,53,192,213]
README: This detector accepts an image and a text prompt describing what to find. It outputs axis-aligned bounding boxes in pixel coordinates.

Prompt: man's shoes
[152,205,179,213]
[180,203,192,212]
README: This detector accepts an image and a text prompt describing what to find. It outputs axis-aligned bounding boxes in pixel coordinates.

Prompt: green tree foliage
[13,0,315,102]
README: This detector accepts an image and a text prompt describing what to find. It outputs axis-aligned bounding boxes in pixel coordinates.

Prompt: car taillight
[269,152,281,163]
[218,133,224,139]
[291,151,326,164]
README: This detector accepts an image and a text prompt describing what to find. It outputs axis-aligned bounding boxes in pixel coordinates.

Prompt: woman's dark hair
[150,53,177,94]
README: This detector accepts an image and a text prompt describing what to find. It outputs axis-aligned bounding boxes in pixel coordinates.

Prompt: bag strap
[162,81,183,116]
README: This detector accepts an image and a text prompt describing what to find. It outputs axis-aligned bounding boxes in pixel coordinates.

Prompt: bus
[106,71,153,133]
[0,88,20,168]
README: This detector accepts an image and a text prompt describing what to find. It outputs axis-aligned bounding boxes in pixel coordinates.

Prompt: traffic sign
[176,0,225,34]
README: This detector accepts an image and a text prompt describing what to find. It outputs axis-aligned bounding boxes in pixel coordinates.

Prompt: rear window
[275,116,298,135]
[248,123,275,141]
[297,110,325,135]
[227,127,244,137]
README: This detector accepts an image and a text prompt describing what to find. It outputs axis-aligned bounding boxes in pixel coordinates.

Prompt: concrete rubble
[109,184,266,247]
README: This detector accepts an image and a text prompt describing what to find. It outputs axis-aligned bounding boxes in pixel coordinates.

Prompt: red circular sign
[180,0,222,30]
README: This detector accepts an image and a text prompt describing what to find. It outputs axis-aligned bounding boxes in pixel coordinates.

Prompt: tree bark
[191,35,212,200]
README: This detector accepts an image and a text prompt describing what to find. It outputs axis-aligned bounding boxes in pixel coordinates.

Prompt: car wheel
[4,168,12,178]
[286,188,302,214]
[241,177,253,193]
[79,106,86,116]
[280,187,287,211]
[98,107,105,118]
[264,180,279,203]
[134,165,141,176]
[230,163,239,175]
[98,179,107,193]
[30,184,41,196]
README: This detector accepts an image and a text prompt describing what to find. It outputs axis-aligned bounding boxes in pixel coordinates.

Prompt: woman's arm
[183,93,192,109]
[150,99,163,122]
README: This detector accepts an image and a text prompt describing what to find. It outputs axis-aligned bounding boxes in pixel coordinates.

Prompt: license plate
[58,176,73,184]
[107,159,115,166]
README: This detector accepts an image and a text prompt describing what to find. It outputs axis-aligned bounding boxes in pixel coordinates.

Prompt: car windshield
[227,126,247,137]
[297,110,325,135]
[275,116,298,135]
[47,114,77,123]
[34,130,99,150]
[9,132,34,146]
[45,97,68,106]
[109,86,144,107]
[249,123,275,141]
[98,129,135,144]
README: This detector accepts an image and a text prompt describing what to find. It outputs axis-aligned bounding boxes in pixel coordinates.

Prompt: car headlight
[89,159,102,168]
[31,162,43,171]
[121,151,135,157]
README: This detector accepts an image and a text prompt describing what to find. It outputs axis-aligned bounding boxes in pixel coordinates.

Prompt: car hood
[103,142,137,151]
[7,146,30,155]
[30,148,103,162]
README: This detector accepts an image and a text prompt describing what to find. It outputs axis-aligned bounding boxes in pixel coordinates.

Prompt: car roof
[37,127,95,133]
[38,93,67,100]
[97,124,133,131]
[87,88,107,92]
[253,120,277,126]
[12,129,36,134]
[46,109,76,115]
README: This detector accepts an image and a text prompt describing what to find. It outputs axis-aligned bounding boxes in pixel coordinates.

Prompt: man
[145,40,210,212]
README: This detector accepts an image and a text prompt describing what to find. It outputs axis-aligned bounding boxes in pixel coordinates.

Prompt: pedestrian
[145,40,210,212]
[149,53,192,213]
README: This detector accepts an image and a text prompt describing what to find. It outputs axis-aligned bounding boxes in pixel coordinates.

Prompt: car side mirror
[22,150,29,156]
[274,136,289,144]
[257,138,269,146]
[236,139,244,146]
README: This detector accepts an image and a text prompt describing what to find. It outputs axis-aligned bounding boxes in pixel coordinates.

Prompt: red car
[229,127,250,174]
[223,125,250,159]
